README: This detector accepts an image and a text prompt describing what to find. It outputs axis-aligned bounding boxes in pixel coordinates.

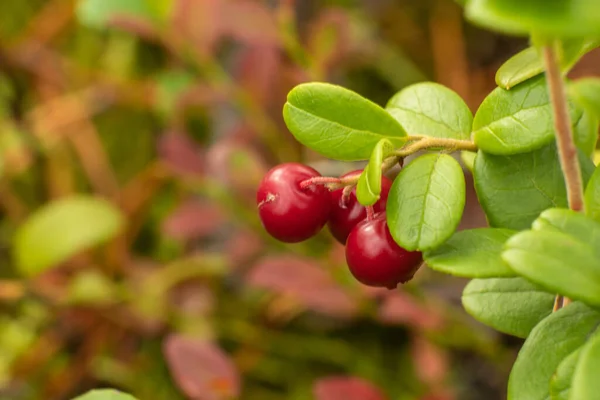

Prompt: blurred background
[0,1,599,399]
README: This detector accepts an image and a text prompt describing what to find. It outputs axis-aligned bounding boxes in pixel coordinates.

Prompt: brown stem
[366,206,375,221]
[299,176,342,189]
[394,137,477,157]
[542,42,584,312]
[542,43,585,212]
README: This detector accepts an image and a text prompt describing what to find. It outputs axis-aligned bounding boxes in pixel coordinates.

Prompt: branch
[394,137,477,157]
[542,42,586,212]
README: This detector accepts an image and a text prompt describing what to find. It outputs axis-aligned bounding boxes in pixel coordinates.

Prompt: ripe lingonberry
[345,213,423,289]
[257,163,331,243]
[328,170,392,244]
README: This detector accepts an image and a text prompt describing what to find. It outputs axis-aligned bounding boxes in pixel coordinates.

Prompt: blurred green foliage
[0,0,539,399]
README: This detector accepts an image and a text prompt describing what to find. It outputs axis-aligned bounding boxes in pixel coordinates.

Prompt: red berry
[257,163,331,243]
[345,213,423,289]
[328,170,392,244]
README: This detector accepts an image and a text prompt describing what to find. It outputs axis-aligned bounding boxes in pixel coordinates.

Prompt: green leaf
[473,76,592,155]
[356,139,395,206]
[76,0,155,29]
[532,208,600,246]
[462,277,554,338]
[466,0,600,37]
[155,70,195,117]
[424,228,516,278]
[503,224,600,308]
[572,106,599,157]
[507,302,600,400]
[72,389,138,400]
[569,78,600,120]
[550,348,582,400]
[387,154,465,251]
[283,83,407,161]
[571,333,600,400]
[473,143,595,230]
[460,151,476,172]
[385,82,472,140]
[496,39,600,90]
[14,196,124,277]
[585,165,600,223]
[495,47,544,90]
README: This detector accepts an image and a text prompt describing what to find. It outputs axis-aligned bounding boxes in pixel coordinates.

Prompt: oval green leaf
[532,208,600,246]
[571,333,600,400]
[386,82,472,140]
[460,151,476,172]
[474,76,592,156]
[572,106,599,157]
[72,389,138,400]
[466,0,600,37]
[585,165,600,223]
[283,83,407,161]
[507,302,600,400]
[503,228,600,308]
[424,228,516,278]
[462,277,554,338]
[569,78,600,121]
[14,196,125,277]
[387,154,465,251]
[495,47,543,90]
[356,139,395,206]
[473,143,595,230]
[496,39,600,90]
[550,348,582,400]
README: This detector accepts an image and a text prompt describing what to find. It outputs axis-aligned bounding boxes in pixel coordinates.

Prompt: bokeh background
[0,1,599,399]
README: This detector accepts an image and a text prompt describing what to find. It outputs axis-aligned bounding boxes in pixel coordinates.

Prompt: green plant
[259,1,600,398]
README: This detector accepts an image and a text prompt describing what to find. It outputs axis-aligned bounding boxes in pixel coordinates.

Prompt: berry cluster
[256,163,423,289]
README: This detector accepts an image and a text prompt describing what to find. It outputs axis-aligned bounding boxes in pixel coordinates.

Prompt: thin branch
[394,137,477,157]
[542,42,585,212]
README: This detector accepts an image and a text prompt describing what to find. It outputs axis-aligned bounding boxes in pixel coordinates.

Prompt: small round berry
[345,213,422,289]
[328,170,392,244]
[257,163,331,243]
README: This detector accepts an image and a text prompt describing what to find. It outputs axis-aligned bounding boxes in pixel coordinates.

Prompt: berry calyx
[345,213,423,289]
[327,170,392,244]
[257,163,331,243]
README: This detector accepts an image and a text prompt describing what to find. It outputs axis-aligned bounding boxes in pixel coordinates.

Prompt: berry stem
[366,205,375,221]
[541,40,583,312]
[299,176,342,189]
[393,137,477,157]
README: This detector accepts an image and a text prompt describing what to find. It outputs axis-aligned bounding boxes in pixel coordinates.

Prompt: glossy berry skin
[257,163,331,243]
[345,213,423,289]
[328,170,392,244]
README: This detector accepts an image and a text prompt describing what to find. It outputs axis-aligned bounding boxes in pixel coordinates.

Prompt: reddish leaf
[162,200,223,241]
[313,376,388,400]
[378,291,443,330]
[171,0,222,56]
[157,132,204,176]
[247,256,358,318]
[221,1,281,47]
[225,229,263,267]
[236,45,281,107]
[411,336,449,386]
[205,136,267,200]
[164,334,240,400]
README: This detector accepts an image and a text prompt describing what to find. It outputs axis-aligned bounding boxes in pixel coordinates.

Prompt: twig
[394,137,477,157]
[542,43,585,212]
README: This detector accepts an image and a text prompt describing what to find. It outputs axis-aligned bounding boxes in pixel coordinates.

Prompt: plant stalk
[394,137,477,157]
[542,41,584,311]
[542,42,586,212]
